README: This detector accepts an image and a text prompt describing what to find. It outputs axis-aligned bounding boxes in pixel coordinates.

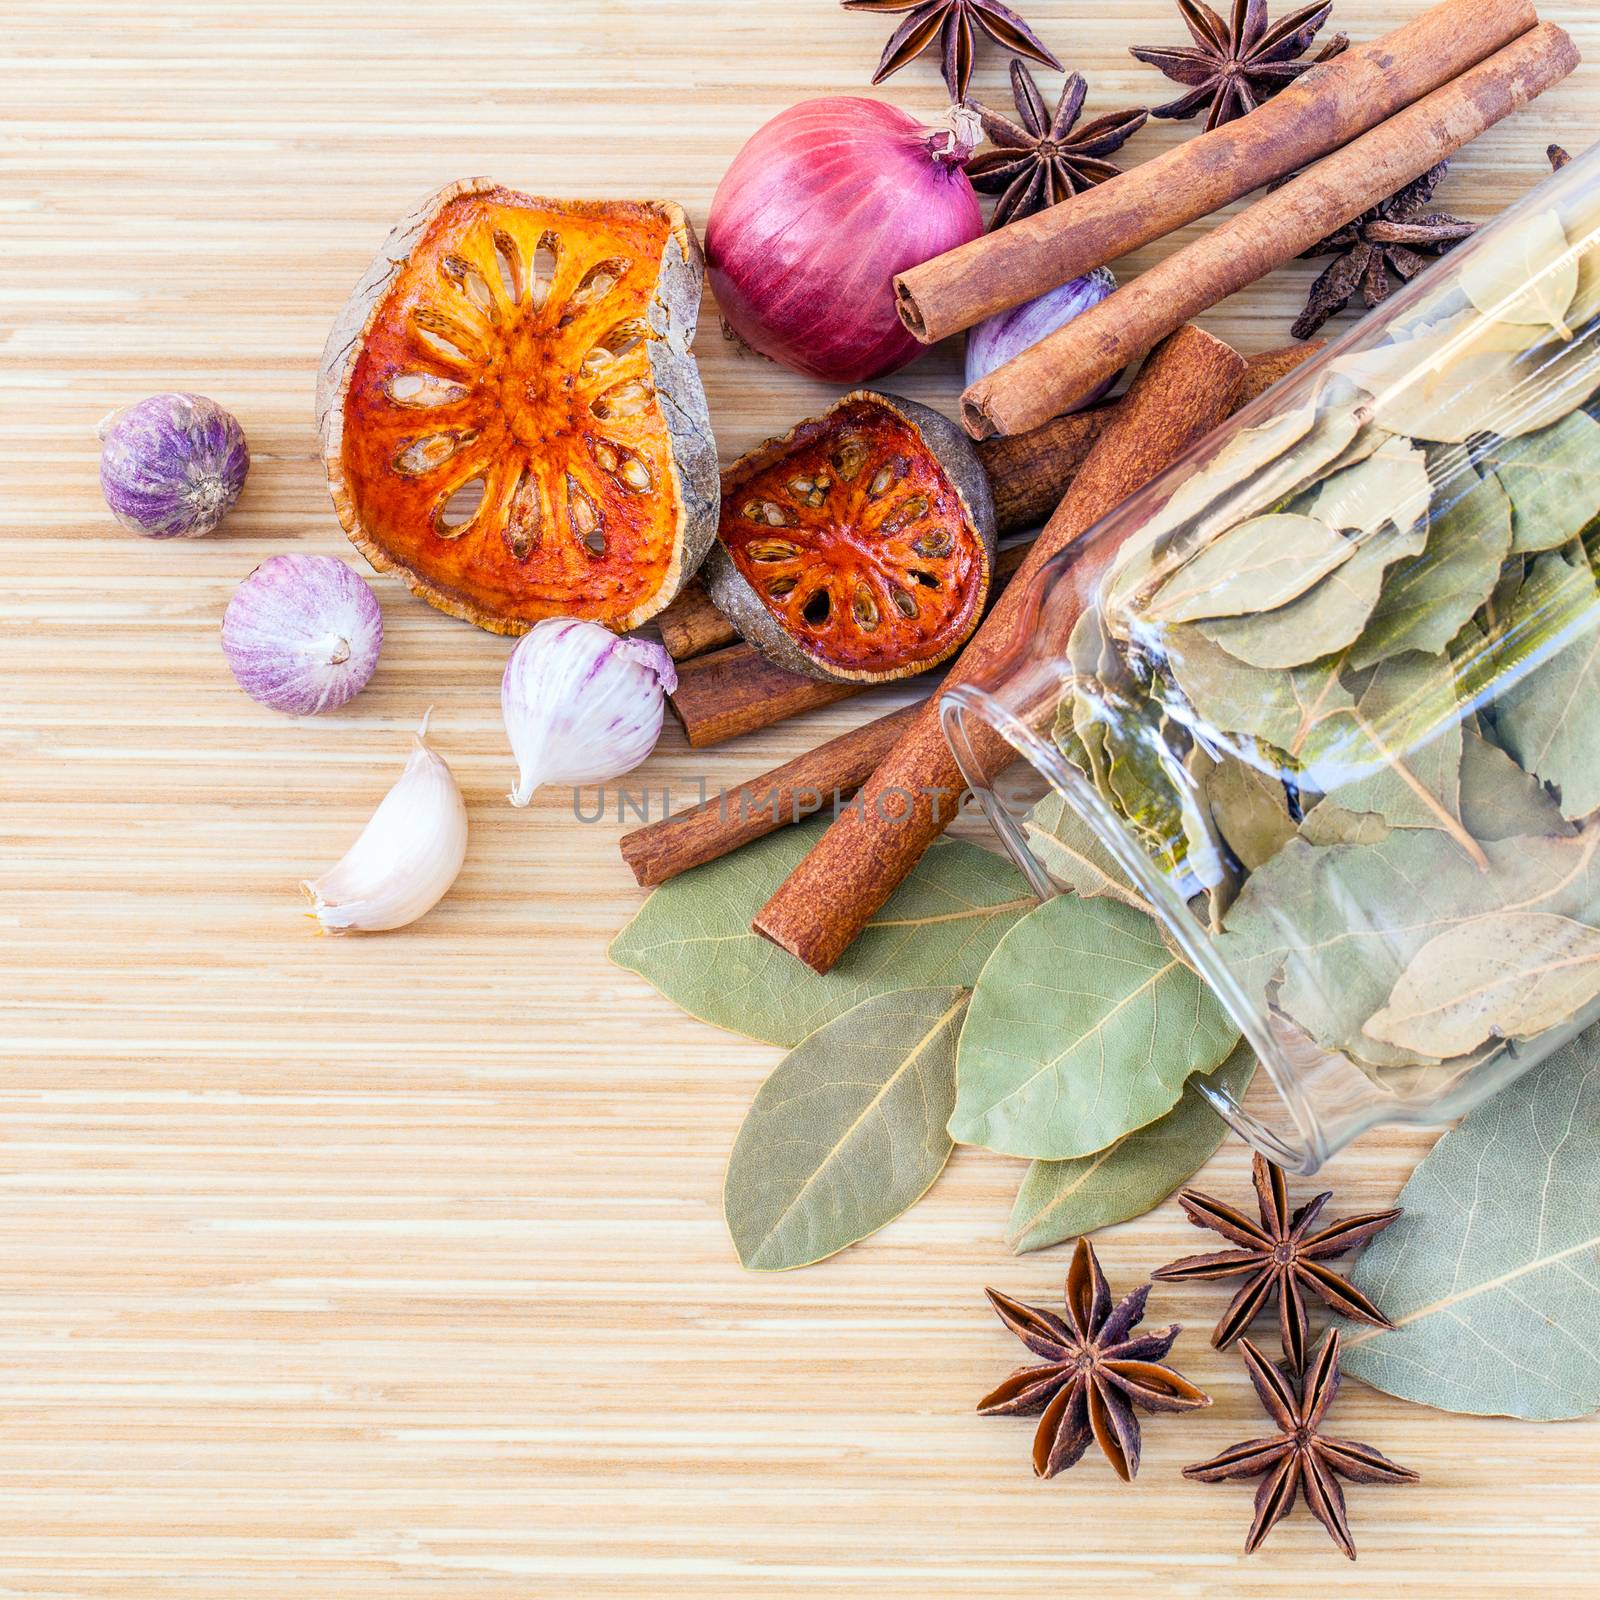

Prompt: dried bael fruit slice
[704,393,997,683]
[316,179,719,634]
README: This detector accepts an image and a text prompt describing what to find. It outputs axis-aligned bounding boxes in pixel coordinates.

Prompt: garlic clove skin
[502,618,679,808]
[302,713,468,934]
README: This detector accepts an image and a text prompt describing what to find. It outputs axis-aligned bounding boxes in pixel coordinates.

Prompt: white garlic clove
[302,712,468,934]
[502,618,678,807]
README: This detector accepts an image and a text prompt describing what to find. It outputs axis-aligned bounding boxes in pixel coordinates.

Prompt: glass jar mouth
[942,679,1329,1173]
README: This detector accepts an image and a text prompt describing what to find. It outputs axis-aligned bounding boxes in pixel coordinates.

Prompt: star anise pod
[967,61,1149,230]
[842,0,1063,104]
[1185,1332,1419,1559]
[1130,0,1348,132]
[978,1237,1211,1481]
[1288,161,1477,338]
[1152,1152,1399,1372]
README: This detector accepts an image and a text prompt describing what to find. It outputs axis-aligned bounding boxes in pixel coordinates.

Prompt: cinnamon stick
[620,704,924,887]
[963,22,1579,437]
[662,342,1321,747]
[893,0,1539,347]
[752,326,1248,974]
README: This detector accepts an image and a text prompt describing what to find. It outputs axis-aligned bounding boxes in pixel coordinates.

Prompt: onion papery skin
[964,269,1119,404]
[98,393,250,539]
[222,554,383,716]
[707,98,983,385]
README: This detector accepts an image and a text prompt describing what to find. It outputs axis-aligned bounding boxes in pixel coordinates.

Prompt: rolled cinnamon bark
[893,0,1539,347]
[751,326,1247,974]
[963,22,1580,437]
[620,704,924,887]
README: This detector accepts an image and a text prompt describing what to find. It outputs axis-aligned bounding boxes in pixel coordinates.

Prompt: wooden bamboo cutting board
[3,3,1598,1594]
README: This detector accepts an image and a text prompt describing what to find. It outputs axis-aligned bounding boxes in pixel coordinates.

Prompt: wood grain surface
[3,4,1597,1594]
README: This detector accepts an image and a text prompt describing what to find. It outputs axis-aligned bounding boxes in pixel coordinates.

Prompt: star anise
[1152,1152,1399,1372]
[1288,161,1477,338]
[978,1237,1211,1481]
[842,0,1063,104]
[967,62,1149,230]
[1185,1332,1419,1559]
[1130,0,1347,132]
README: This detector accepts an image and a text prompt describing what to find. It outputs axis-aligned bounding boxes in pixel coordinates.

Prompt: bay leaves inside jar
[1298,435,1432,536]
[1365,911,1600,1058]
[1346,463,1512,670]
[1217,824,1600,1072]
[1494,549,1600,820]
[1195,515,1426,670]
[1457,207,1581,340]
[1143,513,1355,624]
[1476,410,1600,553]
[1456,728,1574,842]
[1105,405,1366,627]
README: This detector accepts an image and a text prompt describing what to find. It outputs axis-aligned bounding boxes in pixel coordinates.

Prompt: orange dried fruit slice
[317,179,719,635]
[704,393,997,684]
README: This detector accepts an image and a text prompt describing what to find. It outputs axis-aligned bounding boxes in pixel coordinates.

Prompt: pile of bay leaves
[607,182,1600,1421]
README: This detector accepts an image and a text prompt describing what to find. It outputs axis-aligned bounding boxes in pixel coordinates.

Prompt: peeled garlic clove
[502,617,678,807]
[302,713,467,933]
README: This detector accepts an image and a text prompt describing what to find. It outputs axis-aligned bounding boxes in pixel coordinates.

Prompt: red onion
[223,554,382,715]
[98,393,249,539]
[964,269,1119,405]
[706,98,983,384]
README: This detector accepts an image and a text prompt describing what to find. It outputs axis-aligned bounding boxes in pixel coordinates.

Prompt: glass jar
[943,144,1600,1172]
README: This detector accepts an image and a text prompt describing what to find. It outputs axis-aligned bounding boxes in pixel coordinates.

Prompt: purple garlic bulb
[98,393,250,539]
[965,268,1119,407]
[222,554,383,716]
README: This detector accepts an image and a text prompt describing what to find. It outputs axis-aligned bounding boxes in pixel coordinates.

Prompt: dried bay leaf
[1365,911,1600,1057]
[1299,435,1432,537]
[1165,628,1351,756]
[1218,825,1600,1070]
[1105,405,1364,626]
[1022,789,1149,913]
[1347,466,1512,670]
[1457,729,1572,842]
[1319,651,1463,833]
[1166,633,1467,843]
[610,817,1033,1047]
[1005,1039,1257,1254]
[1343,312,1595,444]
[1458,207,1580,339]
[1478,411,1600,553]
[1340,1022,1600,1419]
[949,895,1238,1162]
[1207,758,1297,870]
[1196,516,1425,669]
[723,987,968,1271]
[1494,551,1600,819]
[1297,802,1393,847]
[1144,514,1355,624]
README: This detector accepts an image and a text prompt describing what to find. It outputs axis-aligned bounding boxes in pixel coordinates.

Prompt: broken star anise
[978,1237,1211,1481]
[1185,1331,1419,1560]
[968,61,1149,230]
[1130,0,1347,132]
[1289,161,1478,338]
[1152,1151,1399,1373]
[842,0,1063,104]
